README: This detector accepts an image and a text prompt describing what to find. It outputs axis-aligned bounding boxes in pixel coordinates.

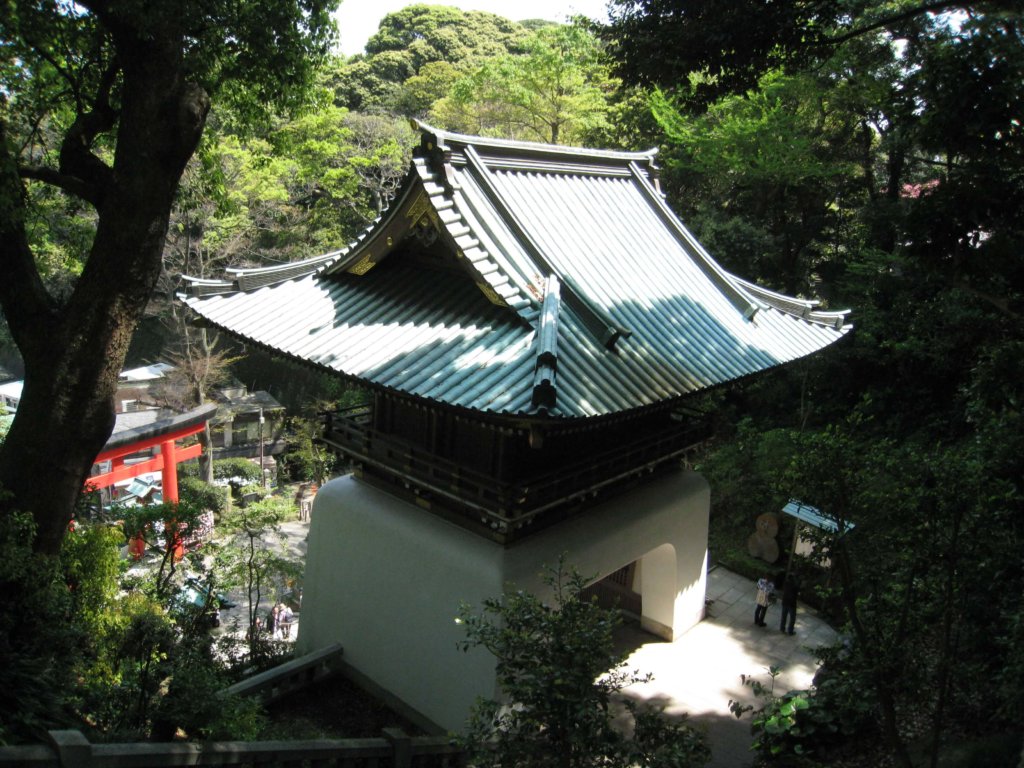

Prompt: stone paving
[614,566,838,768]
[214,517,311,642]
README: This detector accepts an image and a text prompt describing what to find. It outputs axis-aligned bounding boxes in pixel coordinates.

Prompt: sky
[334,0,612,56]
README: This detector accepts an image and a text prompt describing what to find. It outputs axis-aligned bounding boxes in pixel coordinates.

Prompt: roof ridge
[413,119,658,165]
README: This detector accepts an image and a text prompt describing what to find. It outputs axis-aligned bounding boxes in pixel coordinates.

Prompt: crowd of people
[249,601,296,642]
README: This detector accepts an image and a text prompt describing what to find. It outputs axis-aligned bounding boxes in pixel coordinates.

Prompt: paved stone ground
[214,516,311,642]
[614,566,838,768]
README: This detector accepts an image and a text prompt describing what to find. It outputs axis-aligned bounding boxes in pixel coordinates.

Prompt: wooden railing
[320,405,711,538]
[0,728,466,767]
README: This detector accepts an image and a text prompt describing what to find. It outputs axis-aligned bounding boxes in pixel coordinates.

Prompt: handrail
[222,642,344,703]
[3,728,466,768]
[321,407,711,534]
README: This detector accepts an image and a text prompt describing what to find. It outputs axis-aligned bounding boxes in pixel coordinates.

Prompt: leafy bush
[459,557,709,768]
[179,476,229,515]
[178,461,201,480]
[235,482,271,504]
[212,458,262,484]
[0,508,79,743]
[731,664,865,766]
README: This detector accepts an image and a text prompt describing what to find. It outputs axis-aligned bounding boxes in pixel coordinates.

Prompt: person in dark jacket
[780,574,800,635]
[754,574,774,627]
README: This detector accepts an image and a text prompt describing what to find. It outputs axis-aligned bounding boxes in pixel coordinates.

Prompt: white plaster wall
[298,469,709,733]
[297,475,504,732]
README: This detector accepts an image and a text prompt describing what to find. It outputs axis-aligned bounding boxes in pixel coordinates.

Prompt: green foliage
[237,482,271,502]
[331,5,529,114]
[151,636,265,741]
[433,23,615,145]
[60,511,269,741]
[178,476,230,516]
[731,666,856,765]
[602,0,1014,108]
[651,71,855,186]
[280,411,342,484]
[458,557,709,767]
[212,496,302,662]
[119,501,212,600]
[0,507,78,743]
[647,60,869,295]
[61,523,124,635]
[632,7,1024,764]
[213,458,263,484]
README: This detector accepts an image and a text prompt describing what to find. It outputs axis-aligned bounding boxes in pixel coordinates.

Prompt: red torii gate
[87,404,220,501]
[86,404,219,556]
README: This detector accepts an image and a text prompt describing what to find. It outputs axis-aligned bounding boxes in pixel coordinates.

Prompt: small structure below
[781,499,855,569]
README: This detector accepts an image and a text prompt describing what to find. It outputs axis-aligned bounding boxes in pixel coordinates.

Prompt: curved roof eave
[179,121,853,422]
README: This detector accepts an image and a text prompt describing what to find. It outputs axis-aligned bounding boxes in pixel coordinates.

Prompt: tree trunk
[0,37,209,554]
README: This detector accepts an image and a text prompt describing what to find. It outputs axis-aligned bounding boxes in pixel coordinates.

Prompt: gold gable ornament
[347,253,376,275]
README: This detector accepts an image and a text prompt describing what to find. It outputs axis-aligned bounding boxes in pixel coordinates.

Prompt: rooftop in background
[0,379,22,410]
[181,122,850,422]
[781,499,855,535]
[119,362,176,383]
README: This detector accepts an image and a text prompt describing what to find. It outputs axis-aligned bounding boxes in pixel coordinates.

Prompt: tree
[433,24,615,145]
[608,4,1024,763]
[272,105,415,238]
[457,557,710,768]
[212,496,301,661]
[0,0,336,554]
[649,68,863,295]
[601,0,1018,108]
[329,5,530,114]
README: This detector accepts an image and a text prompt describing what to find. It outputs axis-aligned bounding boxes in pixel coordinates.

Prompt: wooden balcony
[319,405,711,543]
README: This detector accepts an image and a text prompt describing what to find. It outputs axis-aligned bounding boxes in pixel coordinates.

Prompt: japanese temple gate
[86,404,219,502]
[182,123,850,731]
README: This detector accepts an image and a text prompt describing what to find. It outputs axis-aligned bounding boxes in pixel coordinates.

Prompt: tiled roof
[181,123,849,419]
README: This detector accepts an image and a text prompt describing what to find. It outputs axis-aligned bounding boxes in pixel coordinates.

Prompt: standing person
[780,574,801,635]
[268,603,279,639]
[280,603,294,639]
[754,573,774,627]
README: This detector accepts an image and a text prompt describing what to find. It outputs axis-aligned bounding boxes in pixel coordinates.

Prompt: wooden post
[382,728,411,768]
[159,438,185,561]
[47,730,91,768]
[160,438,179,503]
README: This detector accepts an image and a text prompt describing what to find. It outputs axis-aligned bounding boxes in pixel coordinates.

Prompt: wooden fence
[0,644,466,767]
[0,728,466,767]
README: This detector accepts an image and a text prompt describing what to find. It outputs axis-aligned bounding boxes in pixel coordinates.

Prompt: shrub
[459,557,710,768]
[179,476,229,516]
[212,458,262,484]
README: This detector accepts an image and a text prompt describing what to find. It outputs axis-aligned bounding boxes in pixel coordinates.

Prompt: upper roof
[181,122,850,420]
